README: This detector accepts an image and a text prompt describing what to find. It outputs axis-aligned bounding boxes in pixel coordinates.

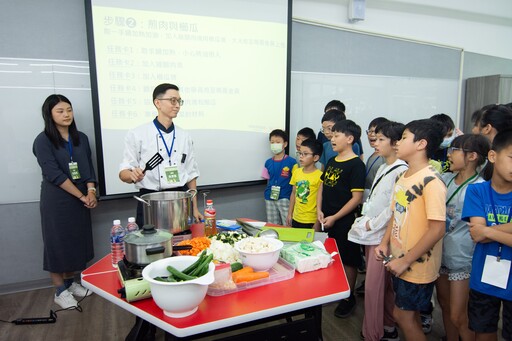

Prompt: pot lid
[124,224,173,245]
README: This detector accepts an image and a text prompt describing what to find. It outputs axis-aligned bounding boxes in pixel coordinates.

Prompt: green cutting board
[259,227,315,242]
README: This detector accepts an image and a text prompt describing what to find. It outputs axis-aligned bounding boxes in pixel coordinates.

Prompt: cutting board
[259,227,315,242]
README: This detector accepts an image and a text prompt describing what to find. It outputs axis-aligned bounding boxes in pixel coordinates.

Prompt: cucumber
[230,262,243,273]
[166,265,198,281]
[190,254,213,277]
[182,250,207,275]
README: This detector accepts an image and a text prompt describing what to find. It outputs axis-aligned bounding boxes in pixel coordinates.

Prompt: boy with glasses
[287,139,323,229]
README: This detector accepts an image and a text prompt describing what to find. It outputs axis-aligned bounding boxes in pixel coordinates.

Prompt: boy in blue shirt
[462,128,512,341]
[318,119,366,318]
[262,129,297,225]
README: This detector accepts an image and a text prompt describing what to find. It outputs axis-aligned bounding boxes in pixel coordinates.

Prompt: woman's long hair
[42,94,80,148]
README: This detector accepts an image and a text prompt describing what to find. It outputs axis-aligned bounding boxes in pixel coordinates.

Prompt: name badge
[69,162,81,180]
[481,255,511,289]
[270,185,281,200]
[165,166,180,184]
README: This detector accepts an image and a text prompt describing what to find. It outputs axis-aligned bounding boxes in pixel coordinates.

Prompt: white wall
[293,0,512,60]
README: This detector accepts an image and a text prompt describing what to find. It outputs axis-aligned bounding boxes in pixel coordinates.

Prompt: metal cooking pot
[124,224,192,266]
[134,189,197,234]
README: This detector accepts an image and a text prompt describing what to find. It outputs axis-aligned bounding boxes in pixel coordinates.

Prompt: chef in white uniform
[119,83,202,227]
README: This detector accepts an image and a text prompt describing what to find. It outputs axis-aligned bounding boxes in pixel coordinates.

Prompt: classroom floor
[1,273,481,341]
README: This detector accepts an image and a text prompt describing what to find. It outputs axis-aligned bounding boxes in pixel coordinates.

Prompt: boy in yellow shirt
[287,139,323,229]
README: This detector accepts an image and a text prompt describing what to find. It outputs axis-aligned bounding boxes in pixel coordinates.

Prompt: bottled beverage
[204,199,217,236]
[126,217,139,233]
[111,219,126,268]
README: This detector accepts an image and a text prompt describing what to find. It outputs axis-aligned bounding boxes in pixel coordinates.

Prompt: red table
[81,238,349,340]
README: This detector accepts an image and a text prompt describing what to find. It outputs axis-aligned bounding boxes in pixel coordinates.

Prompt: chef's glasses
[158,97,184,106]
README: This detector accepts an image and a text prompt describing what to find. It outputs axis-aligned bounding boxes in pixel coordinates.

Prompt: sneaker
[381,327,400,341]
[68,282,92,297]
[54,289,78,309]
[334,295,356,318]
[360,328,400,341]
[420,312,433,334]
[355,280,365,296]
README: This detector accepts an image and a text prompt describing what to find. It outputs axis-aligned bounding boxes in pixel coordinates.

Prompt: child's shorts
[468,289,511,340]
[392,277,435,311]
[439,266,471,281]
[328,218,362,268]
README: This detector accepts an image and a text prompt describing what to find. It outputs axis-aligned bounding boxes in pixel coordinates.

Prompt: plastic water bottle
[204,199,217,236]
[111,219,126,268]
[126,217,139,234]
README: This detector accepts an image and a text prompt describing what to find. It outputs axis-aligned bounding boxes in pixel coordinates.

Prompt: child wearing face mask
[429,114,462,174]
[262,129,297,225]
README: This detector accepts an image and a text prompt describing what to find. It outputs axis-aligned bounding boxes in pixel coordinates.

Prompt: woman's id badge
[69,162,81,180]
[270,185,281,200]
[165,166,180,184]
[481,255,511,289]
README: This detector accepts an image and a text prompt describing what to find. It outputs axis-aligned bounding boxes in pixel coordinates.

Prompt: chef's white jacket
[119,121,200,191]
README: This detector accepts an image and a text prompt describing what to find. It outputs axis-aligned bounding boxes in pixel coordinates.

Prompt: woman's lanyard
[446,172,478,205]
[366,155,380,177]
[488,181,512,261]
[67,139,74,162]
[154,122,175,165]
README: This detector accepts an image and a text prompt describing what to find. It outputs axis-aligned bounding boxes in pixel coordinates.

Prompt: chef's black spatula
[143,153,164,173]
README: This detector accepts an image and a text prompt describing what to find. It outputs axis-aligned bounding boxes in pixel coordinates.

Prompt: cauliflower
[207,239,241,264]
[237,237,278,253]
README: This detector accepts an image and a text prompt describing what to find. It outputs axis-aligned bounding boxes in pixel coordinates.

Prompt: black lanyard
[488,181,511,261]
[368,164,406,198]
[366,155,380,177]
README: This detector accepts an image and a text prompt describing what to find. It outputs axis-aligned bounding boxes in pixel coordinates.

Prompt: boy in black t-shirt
[317,119,365,318]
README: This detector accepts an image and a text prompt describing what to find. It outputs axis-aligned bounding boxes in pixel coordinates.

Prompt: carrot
[177,237,211,256]
[231,266,253,282]
[233,266,254,275]
[234,271,269,284]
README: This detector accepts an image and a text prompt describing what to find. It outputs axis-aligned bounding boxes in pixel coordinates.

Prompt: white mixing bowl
[142,255,215,318]
[234,237,284,271]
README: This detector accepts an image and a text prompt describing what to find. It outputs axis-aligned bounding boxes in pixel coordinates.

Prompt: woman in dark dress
[33,94,98,309]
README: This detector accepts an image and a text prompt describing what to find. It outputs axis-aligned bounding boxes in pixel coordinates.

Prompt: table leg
[125,316,156,341]
[305,305,323,341]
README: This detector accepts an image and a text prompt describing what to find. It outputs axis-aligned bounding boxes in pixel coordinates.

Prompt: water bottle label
[111,235,124,243]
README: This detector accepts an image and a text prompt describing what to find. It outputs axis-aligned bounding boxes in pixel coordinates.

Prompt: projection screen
[85,0,292,197]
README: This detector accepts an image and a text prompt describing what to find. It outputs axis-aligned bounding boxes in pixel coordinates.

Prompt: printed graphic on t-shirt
[485,204,511,225]
[296,180,311,204]
[392,175,437,260]
[281,166,291,178]
[323,166,342,187]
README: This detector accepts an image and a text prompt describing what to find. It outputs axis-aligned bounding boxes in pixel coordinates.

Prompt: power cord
[0,288,91,325]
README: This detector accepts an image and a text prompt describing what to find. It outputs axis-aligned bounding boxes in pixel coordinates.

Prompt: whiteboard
[290,72,460,155]
[0,57,93,204]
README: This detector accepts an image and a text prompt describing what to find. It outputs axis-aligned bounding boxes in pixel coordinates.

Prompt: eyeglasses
[366,129,376,135]
[158,97,184,106]
[447,147,472,154]
[297,152,314,157]
[321,126,333,133]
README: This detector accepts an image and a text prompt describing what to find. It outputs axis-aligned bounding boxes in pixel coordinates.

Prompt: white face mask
[440,135,456,149]
[270,143,284,154]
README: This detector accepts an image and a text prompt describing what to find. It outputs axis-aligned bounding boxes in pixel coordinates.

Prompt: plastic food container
[207,258,295,296]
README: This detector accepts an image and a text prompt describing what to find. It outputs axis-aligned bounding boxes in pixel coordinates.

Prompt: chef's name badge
[165,166,180,184]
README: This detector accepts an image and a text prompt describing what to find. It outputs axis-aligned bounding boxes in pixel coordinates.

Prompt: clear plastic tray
[207,258,295,296]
